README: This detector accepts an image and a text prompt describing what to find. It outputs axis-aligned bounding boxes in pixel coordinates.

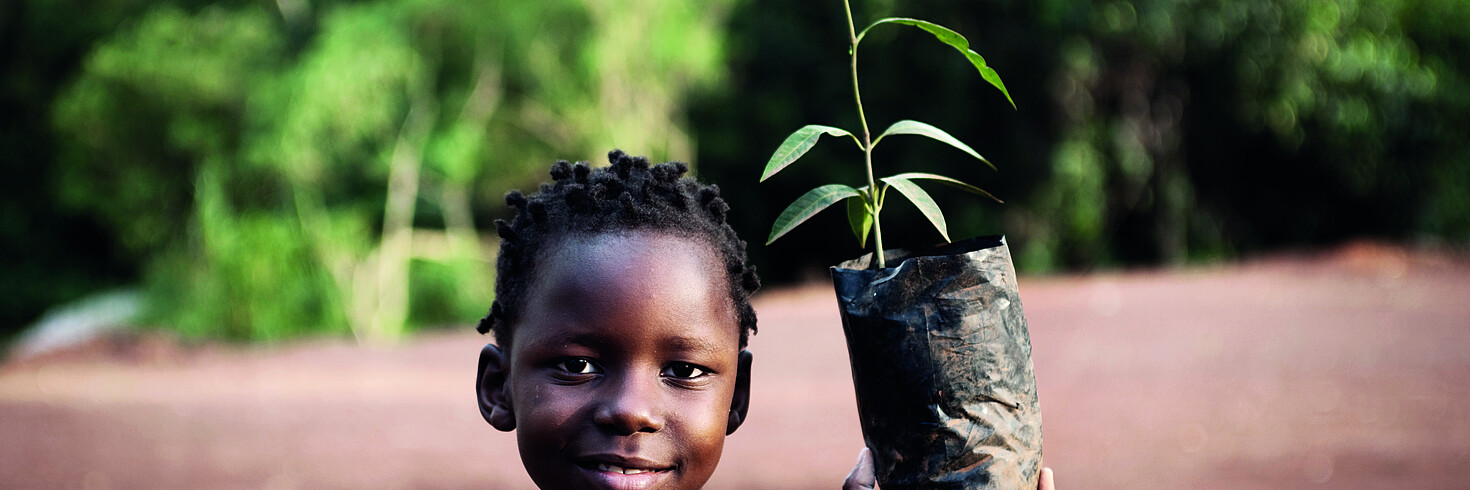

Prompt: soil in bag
[831,235,1042,489]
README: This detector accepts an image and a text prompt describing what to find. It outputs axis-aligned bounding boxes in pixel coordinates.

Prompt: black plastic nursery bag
[831,235,1042,489]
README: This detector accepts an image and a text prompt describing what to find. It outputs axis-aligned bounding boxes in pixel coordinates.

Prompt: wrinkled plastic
[831,235,1042,489]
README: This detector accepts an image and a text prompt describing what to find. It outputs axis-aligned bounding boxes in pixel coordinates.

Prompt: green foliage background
[3,0,733,342]
[694,0,1470,279]
[3,0,1467,343]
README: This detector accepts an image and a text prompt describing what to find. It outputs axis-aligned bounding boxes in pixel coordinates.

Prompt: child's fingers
[1038,466,1056,490]
[842,447,876,490]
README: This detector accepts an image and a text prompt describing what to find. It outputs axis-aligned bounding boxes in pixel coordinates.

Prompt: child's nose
[592,373,665,435]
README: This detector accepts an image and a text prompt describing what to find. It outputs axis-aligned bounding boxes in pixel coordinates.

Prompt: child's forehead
[514,230,740,346]
[537,230,723,281]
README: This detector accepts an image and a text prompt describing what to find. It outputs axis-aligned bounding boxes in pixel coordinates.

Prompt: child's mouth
[595,463,661,475]
[576,459,675,489]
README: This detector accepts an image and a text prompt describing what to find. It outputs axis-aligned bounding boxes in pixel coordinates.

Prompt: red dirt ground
[3,243,1468,489]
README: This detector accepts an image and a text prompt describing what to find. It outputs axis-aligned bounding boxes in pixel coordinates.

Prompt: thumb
[843,447,876,490]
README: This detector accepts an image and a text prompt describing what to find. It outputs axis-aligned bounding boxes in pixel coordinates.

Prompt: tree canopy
[3,0,1467,342]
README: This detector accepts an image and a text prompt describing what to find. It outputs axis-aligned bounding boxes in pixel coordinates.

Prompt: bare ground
[3,242,1468,489]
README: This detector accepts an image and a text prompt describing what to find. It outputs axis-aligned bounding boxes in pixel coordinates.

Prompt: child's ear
[726,349,753,435]
[476,343,516,432]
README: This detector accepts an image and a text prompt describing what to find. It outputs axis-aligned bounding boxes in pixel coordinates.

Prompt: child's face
[487,231,749,490]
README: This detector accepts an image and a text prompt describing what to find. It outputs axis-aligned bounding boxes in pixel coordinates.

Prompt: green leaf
[761,125,856,182]
[767,184,862,244]
[858,18,1014,108]
[874,120,994,170]
[846,193,873,249]
[880,176,950,242]
[886,172,1003,203]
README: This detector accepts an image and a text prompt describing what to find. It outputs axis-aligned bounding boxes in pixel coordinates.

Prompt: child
[475,150,1056,489]
[475,150,759,489]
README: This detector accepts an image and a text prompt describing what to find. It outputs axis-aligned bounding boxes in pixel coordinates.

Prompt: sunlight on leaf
[880,176,951,242]
[761,125,857,181]
[886,172,1003,203]
[874,120,994,170]
[858,18,1014,108]
[768,184,861,244]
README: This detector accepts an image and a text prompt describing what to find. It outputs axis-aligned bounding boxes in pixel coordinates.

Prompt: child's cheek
[676,387,733,443]
[521,382,582,425]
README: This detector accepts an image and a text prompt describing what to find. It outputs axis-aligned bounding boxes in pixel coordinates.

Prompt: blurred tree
[7,0,1469,344]
[43,0,734,342]
[1042,0,1470,266]
[0,0,236,342]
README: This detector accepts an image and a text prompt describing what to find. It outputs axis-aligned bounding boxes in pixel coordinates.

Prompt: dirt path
[3,244,1468,488]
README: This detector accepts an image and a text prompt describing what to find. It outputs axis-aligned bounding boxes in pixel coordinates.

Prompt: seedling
[761,1,1014,269]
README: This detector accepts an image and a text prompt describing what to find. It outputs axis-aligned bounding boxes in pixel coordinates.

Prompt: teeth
[596,464,651,475]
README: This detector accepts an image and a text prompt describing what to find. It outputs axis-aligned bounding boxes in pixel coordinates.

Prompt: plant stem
[844,0,885,268]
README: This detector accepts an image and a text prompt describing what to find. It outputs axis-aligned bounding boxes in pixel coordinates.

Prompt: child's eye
[555,358,601,375]
[662,362,708,379]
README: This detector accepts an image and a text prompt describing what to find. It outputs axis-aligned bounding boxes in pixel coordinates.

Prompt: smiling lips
[578,453,673,473]
[578,459,675,490]
[596,463,663,475]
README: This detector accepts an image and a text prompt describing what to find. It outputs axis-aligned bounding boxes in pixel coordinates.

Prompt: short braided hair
[478,150,760,348]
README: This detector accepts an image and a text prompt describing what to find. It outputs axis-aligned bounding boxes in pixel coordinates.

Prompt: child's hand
[841,448,1057,490]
